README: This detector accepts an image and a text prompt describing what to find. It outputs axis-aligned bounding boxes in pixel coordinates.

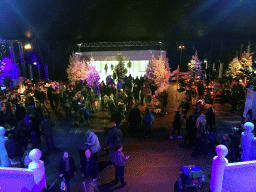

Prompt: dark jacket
[206,111,216,125]
[58,157,76,178]
[5,139,18,159]
[229,132,241,148]
[128,107,141,123]
[40,118,55,135]
[173,114,181,130]
[111,110,122,125]
[107,127,122,149]
[80,156,98,179]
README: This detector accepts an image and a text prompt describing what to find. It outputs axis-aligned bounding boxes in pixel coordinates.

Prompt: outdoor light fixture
[24,44,31,49]
[33,62,37,65]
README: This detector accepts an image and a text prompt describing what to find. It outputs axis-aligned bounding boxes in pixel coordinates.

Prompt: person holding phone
[113,144,129,187]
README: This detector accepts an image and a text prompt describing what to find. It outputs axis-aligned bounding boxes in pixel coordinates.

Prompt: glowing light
[24,44,31,50]
[25,31,32,38]
[33,62,37,65]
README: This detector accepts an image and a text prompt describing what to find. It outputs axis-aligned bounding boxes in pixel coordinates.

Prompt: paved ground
[43,83,242,192]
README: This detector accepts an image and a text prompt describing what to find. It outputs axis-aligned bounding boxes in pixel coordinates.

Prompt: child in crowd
[174,168,188,191]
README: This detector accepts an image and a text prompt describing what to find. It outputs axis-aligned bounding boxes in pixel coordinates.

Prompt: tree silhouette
[114,54,128,81]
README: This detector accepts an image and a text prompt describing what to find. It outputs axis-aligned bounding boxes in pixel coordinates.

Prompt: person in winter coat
[196,113,207,139]
[5,133,19,165]
[206,107,216,131]
[170,111,182,139]
[85,130,101,159]
[40,115,56,152]
[142,107,154,137]
[58,151,77,192]
[174,168,188,192]
[113,144,129,187]
[106,122,122,163]
[128,104,142,137]
[229,127,242,162]
[185,115,197,144]
[192,113,207,156]
[178,98,190,122]
[221,134,232,161]
[80,149,98,185]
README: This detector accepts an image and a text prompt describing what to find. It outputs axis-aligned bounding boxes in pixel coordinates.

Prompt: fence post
[28,149,47,190]
[210,145,228,192]
[241,122,254,161]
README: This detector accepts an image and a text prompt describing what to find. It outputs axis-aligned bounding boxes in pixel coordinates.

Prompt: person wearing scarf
[58,151,76,192]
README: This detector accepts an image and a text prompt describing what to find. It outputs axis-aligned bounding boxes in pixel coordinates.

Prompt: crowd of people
[0,73,254,191]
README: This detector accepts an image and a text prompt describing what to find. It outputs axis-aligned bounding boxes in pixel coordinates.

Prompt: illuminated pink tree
[85,65,100,93]
[145,55,171,92]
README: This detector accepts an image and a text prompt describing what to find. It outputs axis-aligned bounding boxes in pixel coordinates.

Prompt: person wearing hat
[106,122,122,164]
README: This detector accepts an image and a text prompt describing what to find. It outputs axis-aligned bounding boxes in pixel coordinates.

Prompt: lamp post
[176,45,185,108]
[178,45,185,70]
[23,43,32,79]
[177,45,185,86]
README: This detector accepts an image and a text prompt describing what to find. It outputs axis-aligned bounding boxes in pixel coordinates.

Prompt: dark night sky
[1,0,256,80]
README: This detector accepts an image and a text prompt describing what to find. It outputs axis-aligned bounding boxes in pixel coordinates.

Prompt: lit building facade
[76,50,166,82]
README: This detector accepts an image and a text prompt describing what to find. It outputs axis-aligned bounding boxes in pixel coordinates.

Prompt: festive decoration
[85,65,100,93]
[127,60,132,74]
[226,57,243,78]
[0,58,6,74]
[188,51,202,77]
[226,44,253,78]
[114,54,128,81]
[240,44,253,74]
[66,53,100,89]
[0,57,14,86]
[104,64,108,74]
[145,55,171,92]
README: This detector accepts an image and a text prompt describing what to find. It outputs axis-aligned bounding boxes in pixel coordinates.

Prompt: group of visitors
[58,120,130,191]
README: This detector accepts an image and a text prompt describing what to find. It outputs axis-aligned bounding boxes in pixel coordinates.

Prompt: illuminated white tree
[66,53,100,86]
[226,57,243,78]
[226,44,253,78]
[240,45,253,73]
[145,55,171,92]
[188,51,202,76]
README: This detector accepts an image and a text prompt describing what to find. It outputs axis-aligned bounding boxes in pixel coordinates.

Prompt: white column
[28,149,47,190]
[241,122,255,161]
[0,127,10,167]
[210,145,228,192]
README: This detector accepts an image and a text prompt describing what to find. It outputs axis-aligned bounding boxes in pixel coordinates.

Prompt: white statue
[0,127,10,167]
